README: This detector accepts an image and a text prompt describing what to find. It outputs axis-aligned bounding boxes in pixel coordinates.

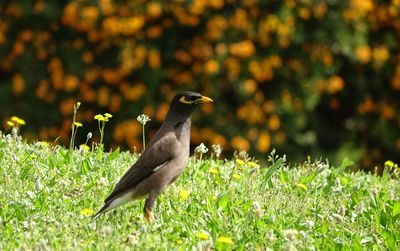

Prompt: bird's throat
[174,118,191,141]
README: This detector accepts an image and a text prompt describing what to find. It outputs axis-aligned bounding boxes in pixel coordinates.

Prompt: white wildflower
[97,177,108,187]
[316,161,328,171]
[266,229,275,242]
[351,212,358,222]
[286,243,298,251]
[99,225,113,235]
[302,220,315,229]
[330,213,344,222]
[35,179,43,190]
[371,187,380,196]
[89,221,97,231]
[127,231,140,245]
[356,201,364,211]
[38,239,49,251]
[253,201,264,217]
[299,230,308,239]
[211,144,222,158]
[137,114,151,125]
[26,191,35,199]
[333,177,342,192]
[238,150,248,160]
[195,143,208,154]
[284,229,298,241]
[268,214,276,223]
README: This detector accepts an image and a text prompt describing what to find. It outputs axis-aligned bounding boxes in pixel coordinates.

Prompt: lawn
[0,131,399,250]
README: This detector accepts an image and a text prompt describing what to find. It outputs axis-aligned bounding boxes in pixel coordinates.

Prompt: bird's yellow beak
[196,96,213,104]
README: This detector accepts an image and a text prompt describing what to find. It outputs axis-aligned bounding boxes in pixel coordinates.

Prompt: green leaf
[106,147,120,161]
[392,201,400,217]
[320,223,328,234]
[382,230,396,250]
[217,193,230,210]
[264,158,283,183]
[352,238,362,251]
[339,158,354,171]
[80,159,90,174]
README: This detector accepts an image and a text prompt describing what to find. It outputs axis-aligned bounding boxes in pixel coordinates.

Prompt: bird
[93,91,213,222]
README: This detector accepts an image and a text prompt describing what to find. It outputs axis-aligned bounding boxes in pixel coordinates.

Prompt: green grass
[0,131,399,250]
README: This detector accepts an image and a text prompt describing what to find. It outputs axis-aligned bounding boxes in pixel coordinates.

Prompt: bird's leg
[143,190,159,223]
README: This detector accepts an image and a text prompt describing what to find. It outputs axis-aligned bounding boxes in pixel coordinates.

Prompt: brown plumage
[93,91,213,221]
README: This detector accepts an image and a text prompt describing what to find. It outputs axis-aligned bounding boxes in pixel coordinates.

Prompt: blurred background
[0,0,399,170]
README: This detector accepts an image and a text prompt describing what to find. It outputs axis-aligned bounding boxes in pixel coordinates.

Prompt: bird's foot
[144,207,154,223]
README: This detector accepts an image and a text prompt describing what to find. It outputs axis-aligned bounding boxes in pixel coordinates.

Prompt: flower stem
[98,121,104,145]
[142,124,146,151]
[69,107,77,150]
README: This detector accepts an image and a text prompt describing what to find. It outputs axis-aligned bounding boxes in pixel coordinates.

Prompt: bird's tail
[92,192,134,220]
[92,203,111,220]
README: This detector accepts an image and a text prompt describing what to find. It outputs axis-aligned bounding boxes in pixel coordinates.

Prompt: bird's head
[166,91,213,122]
[176,91,213,105]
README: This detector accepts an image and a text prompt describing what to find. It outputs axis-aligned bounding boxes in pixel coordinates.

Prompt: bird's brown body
[94,91,212,221]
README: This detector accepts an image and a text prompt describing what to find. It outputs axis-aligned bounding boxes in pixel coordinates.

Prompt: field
[0,131,399,250]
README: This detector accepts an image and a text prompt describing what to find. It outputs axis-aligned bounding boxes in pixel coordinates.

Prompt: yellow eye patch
[179,95,214,104]
[179,96,195,104]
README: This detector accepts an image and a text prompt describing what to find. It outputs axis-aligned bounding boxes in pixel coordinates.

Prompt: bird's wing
[104,133,177,203]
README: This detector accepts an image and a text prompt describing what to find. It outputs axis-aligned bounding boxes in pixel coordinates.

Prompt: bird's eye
[179,95,198,104]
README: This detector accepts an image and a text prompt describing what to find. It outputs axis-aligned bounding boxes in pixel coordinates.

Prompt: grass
[0,130,399,250]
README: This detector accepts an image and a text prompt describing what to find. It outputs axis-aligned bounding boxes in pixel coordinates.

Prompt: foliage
[0,133,399,250]
[0,1,400,168]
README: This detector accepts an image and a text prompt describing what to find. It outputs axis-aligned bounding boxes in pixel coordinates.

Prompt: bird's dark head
[165,91,213,122]
[175,91,213,106]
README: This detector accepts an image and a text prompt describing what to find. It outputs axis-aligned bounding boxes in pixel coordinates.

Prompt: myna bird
[93,91,213,222]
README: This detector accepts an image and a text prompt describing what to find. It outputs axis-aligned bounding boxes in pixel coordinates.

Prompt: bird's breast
[174,120,191,144]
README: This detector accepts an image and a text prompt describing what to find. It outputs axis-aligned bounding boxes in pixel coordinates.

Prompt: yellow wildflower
[296,183,308,191]
[179,189,190,200]
[236,159,245,165]
[176,240,183,244]
[94,114,107,121]
[76,101,81,109]
[7,121,15,127]
[11,116,26,125]
[248,161,260,168]
[17,119,26,125]
[80,208,94,216]
[384,160,395,168]
[40,141,49,147]
[217,236,234,244]
[209,168,219,174]
[80,144,90,151]
[195,232,210,240]
[384,160,398,171]
[104,113,113,118]
[74,122,83,127]
[232,173,241,179]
